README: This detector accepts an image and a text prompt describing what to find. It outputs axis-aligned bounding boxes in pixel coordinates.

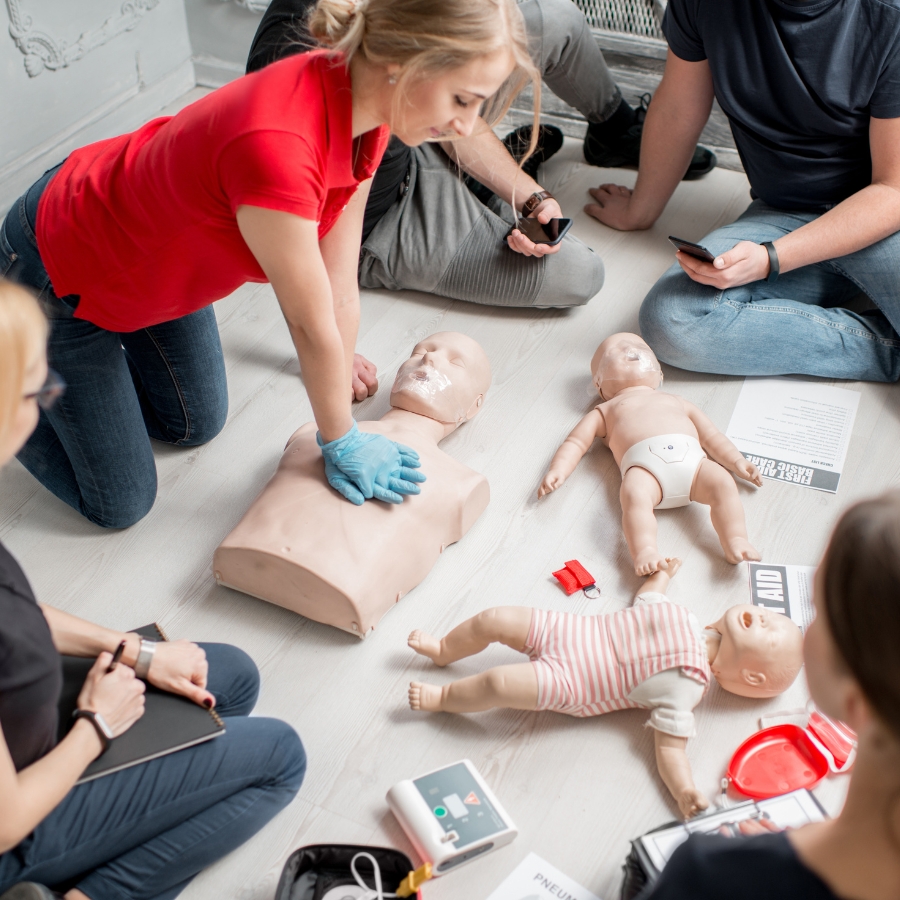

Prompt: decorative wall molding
[6,0,160,77]
[220,0,268,13]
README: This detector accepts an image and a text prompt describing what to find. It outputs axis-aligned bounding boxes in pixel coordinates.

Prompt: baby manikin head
[707,604,804,699]
[591,333,663,401]
[390,332,492,427]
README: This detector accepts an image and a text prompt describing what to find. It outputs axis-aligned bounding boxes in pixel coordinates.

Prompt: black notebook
[57,623,225,784]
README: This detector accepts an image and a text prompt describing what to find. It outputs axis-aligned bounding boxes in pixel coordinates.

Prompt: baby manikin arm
[538,409,606,497]
[683,400,762,486]
[654,730,709,820]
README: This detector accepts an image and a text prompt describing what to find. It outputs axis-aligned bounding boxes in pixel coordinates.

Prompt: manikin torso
[598,387,699,463]
[214,409,489,637]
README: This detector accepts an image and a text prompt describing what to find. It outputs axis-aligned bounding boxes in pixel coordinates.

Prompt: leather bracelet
[521,190,554,217]
[72,708,113,752]
[134,638,156,680]
[761,241,779,282]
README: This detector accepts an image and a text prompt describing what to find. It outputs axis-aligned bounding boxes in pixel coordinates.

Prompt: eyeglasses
[24,368,66,410]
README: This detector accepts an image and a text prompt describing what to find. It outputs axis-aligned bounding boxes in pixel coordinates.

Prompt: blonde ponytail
[0,280,47,452]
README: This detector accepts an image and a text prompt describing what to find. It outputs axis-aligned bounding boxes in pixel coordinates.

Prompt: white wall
[185,0,264,88]
[0,0,195,213]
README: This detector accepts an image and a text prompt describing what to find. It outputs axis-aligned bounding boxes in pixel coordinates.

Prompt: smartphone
[668,235,716,262]
[513,217,574,246]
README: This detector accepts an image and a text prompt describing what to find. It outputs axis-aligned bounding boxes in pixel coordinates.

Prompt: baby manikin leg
[408,607,532,666]
[690,459,761,564]
[409,663,539,713]
[620,467,668,576]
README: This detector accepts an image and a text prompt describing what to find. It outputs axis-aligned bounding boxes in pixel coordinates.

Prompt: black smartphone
[668,235,716,262]
[513,217,574,246]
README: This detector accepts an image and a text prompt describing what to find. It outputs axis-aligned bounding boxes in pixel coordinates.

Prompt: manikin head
[706,604,804,698]
[590,333,663,401]
[390,332,491,428]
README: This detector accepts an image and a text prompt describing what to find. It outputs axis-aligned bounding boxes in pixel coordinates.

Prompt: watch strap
[134,638,156,680]
[72,709,112,751]
[521,190,554,217]
[761,241,779,282]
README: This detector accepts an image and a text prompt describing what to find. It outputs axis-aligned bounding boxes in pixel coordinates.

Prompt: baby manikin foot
[409,681,444,712]
[634,548,670,576]
[723,537,761,565]
[408,630,447,665]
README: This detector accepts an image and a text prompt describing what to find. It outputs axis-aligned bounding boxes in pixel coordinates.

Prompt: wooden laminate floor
[3,96,888,899]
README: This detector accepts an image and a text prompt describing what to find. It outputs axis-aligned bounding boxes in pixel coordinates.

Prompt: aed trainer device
[386,759,517,875]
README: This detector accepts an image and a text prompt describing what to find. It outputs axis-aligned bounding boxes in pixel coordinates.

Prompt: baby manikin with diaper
[538,333,763,575]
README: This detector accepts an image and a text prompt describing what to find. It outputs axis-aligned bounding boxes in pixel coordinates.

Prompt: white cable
[349,852,399,900]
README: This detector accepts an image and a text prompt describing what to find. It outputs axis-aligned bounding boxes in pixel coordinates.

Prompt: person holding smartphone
[586,0,900,383]
[247,0,715,312]
[0,281,306,900]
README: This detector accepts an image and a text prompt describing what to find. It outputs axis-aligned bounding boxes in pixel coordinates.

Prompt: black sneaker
[583,93,716,180]
[502,124,565,180]
[0,886,63,900]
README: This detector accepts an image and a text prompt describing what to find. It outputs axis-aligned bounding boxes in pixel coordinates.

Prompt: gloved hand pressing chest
[317,422,426,505]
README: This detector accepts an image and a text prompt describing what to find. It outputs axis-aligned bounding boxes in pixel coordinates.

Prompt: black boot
[584,93,716,180]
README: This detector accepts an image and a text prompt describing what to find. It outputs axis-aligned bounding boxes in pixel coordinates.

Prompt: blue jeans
[0,166,229,528]
[639,200,900,381]
[0,644,306,900]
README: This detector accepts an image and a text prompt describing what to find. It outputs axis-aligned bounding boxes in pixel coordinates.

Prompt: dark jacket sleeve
[246,0,319,74]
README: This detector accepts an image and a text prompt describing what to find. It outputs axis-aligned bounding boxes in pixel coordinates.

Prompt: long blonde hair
[0,280,47,450]
[309,0,542,159]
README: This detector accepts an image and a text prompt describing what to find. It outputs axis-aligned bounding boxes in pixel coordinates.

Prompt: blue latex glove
[317,422,426,505]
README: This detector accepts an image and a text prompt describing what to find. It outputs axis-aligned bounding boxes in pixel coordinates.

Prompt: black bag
[274,844,416,900]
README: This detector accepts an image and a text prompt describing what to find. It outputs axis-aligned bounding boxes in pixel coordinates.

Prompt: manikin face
[706,604,804,698]
[390,331,491,426]
[389,49,515,146]
[590,333,663,400]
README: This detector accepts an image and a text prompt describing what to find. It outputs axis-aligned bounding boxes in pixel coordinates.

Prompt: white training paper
[748,562,817,630]
[485,852,602,900]
[639,789,826,874]
[725,378,860,493]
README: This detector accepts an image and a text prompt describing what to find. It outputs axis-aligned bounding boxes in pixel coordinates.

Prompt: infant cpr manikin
[213,332,491,636]
[539,333,763,575]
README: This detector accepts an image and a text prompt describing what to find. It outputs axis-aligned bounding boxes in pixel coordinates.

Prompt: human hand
[538,471,566,498]
[352,354,378,401]
[677,240,770,289]
[507,197,564,258]
[584,184,647,231]
[733,455,763,487]
[735,816,783,836]
[77,653,146,738]
[678,787,710,820]
[144,639,214,709]
[318,422,426,504]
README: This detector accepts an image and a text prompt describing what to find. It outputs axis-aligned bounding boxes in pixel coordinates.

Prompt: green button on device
[433,806,447,818]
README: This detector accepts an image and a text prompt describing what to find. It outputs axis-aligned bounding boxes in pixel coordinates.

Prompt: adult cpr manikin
[214,333,491,636]
[539,333,762,575]
[407,560,803,818]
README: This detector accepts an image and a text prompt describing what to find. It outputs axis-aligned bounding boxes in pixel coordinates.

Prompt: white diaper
[620,434,707,509]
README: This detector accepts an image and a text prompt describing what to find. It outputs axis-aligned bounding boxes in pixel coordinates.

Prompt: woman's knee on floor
[255,719,307,795]
[201,643,260,717]
[534,238,605,308]
[80,465,158,529]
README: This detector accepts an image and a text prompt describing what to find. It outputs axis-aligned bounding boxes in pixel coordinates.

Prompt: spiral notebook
[57,623,225,784]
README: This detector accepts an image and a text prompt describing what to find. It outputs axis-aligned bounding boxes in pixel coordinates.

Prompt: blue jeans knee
[202,643,261,717]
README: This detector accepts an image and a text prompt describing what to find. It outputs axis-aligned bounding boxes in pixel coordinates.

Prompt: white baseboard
[0,58,196,217]
[192,54,245,88]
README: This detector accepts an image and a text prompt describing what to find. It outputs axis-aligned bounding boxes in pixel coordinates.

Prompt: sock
[590,98,637,140]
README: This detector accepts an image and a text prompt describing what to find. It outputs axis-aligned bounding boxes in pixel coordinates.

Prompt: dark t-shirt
[0,541,61,771]
[247,0,411,242]
[638,833,839,900]
[663,0,900,210]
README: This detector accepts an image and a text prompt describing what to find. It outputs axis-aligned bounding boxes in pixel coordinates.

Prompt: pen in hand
[106,640,127,673]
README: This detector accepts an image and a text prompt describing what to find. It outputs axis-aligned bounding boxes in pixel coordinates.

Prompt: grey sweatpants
[358,0,615,309]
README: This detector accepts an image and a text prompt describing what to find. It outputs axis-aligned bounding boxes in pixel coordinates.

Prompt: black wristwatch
[72,708,114,751]
[761,240,779,282]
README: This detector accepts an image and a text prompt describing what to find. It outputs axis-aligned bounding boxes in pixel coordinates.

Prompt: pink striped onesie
[524,596,711,718]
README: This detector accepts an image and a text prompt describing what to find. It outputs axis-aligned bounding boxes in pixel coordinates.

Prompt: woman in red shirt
[0,0,538,528]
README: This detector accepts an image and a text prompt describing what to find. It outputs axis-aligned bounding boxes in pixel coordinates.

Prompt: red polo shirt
[37,51,389,333]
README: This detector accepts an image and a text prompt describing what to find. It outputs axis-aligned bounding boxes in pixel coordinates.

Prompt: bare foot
[723,537,761,564]
[409,681,443,712]
[408,630,447,665]
[633,548,670,576]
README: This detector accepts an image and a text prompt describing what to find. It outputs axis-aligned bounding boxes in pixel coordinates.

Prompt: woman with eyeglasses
[0,281,307,900]
[0,0,540,528]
